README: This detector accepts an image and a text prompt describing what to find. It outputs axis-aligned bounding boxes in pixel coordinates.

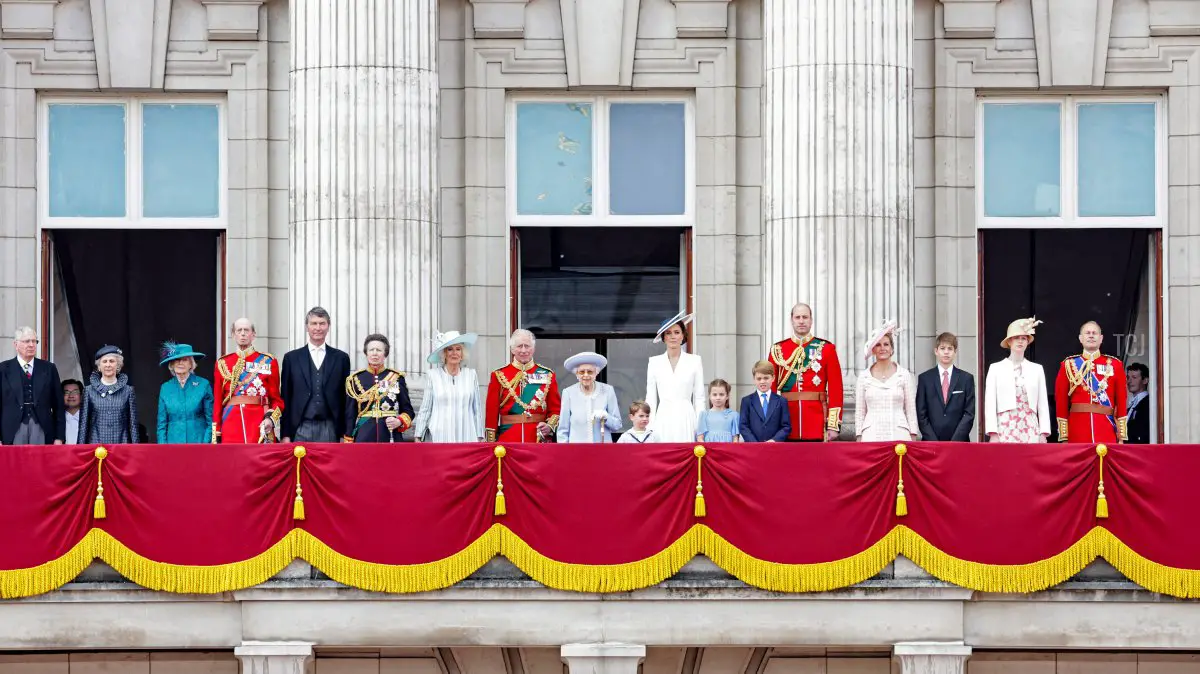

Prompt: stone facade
[1,0,1196,436]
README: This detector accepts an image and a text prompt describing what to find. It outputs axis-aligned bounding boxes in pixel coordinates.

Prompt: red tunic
[768,335,844,440]
[484,360,561,443]
[212,349,283,444]
[1055,352,1128,444]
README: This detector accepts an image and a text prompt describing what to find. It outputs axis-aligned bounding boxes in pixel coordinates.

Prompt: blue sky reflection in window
[516,103,593,215]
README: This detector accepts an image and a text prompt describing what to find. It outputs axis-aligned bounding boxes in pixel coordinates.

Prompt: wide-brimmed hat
[427,330,478,365]
[1001,317,1043,349]
[565,351,607,373]
[862,319,898,362]
[158,341,205,366]
[95,344,123,360]
[653,311,694,343]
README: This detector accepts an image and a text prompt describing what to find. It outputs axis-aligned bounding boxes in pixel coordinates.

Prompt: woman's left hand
[910,434,918,441]
[385,417,402,431]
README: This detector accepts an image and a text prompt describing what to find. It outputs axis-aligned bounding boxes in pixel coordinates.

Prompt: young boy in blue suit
[739,360,791,442]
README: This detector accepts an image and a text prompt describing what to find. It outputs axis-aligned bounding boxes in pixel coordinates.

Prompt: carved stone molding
[1030,0,1114,87]
[235,642,313,674]
[894,643,972,674]
[0,0,59,39]
[560,0,640,86]
[200,0,266,40]
[89,0,173,88]
[937,0,1001,38]
[466,0,531,38]
[670,0,732,38]
[1148,0,1200,37]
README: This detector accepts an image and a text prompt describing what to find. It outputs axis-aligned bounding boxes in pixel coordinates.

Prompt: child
[739,360,791,442]
[617,401,655,443]
[696,379,741,443]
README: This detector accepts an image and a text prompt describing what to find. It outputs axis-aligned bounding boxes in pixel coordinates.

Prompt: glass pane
[983,103,1061,217]
[534,338,596,403]
[1077,103,1156,217]
[48,104,126,217]
[520,227,682,336]
[609,103,686,215]
[143,104,221,218]
[516,102,593,215]
[605,337,666,437]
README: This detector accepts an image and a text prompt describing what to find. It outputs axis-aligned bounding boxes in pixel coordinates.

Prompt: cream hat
[1001,317,1043,349]
[427,330,478,365]
[862,319,898,362]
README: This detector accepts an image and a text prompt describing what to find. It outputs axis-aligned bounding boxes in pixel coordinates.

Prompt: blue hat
[427,330,478,365]
[564,351,607,373]
[653,311,694,343]
[158,341,205,366]
[94,345,123,360]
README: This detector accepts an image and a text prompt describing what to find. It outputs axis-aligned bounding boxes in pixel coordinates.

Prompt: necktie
[761,393,769,415]
[941,370,950,403]
[23,362,32,379]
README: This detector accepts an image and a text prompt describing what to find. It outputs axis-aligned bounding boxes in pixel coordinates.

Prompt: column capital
[235,642,314,674]
[893,642,971,674]
[561,644,646,674]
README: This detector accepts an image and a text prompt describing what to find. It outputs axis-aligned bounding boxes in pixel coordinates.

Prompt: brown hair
[708,378,731,396]
[628,400,651,416]
[363,333,390,356]
[935,332,958,350]
[752,360,774,377]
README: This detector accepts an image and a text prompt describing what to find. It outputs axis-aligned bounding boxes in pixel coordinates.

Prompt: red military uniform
[769,334,844,440]
[485,360,561,443]
[213,349,283,444]
[1055,351,1128,443]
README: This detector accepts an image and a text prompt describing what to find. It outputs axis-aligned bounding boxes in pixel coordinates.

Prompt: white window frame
[975,94,1166,230]
[507,92,695,227]
[38,94,227,230]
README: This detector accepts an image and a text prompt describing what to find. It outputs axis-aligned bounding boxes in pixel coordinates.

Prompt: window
[977,97,1163,228]
[40,98,225,228]
[509,95,693,226]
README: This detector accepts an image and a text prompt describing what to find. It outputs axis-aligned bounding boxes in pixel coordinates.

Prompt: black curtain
[982,229,1149,441]
[55,230,219,442]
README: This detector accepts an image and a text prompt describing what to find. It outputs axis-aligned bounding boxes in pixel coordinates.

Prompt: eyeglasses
[15,339,38,345]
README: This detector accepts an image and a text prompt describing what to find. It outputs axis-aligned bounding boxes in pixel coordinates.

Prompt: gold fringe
[702,525,900,592]
[694,445,706,518]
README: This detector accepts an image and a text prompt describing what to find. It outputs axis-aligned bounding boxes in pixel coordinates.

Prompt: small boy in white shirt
[617,401,655,443]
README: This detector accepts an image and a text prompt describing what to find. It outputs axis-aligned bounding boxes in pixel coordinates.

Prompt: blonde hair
[752,360,774,378]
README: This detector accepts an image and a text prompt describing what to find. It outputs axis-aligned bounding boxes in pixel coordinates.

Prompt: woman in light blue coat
[156,342,215,444]
[557,352,623,443]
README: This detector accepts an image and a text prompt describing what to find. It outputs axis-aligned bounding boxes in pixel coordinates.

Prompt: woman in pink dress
[984,317,1051,442]
[854,319,918,442]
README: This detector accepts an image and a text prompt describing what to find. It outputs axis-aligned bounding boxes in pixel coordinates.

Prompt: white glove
[590,410,608,423]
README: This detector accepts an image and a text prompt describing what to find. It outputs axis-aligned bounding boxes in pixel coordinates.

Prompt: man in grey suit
[916,332,976,442]
[0,327,64,445]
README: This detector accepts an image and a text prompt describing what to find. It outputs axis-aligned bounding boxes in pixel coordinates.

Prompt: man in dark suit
[739,361,792,442]
[1126,362,1151,444]
[916,332,975,442]
[0,327,64,445]
[280,307,351,443]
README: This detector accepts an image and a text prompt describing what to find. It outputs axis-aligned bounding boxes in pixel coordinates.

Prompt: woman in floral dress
[984,318,1051,442]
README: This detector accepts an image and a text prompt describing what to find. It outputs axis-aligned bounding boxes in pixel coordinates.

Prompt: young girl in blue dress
[696,379,741,443]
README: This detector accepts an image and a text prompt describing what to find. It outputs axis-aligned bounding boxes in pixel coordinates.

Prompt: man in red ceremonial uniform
[768,303,844,441]
[485,329,561,443]
[1055,320,1128,443]
[213,317,283,444]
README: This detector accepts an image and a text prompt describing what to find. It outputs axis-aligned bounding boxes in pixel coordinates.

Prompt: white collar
[66,409,80,418]
[16,356,33,369]
[309,343,326,352]
[938,364,954,377]
[1129,390,1149,406]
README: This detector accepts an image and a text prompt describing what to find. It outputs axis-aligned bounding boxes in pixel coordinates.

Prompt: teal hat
[159,341,206,366]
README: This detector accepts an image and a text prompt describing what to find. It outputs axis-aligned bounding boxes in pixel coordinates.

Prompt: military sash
[220,353,271,423]
[496,367,551,433]
[351,371,401,435]
[773,338,825,392]
[1067,355,1117,430]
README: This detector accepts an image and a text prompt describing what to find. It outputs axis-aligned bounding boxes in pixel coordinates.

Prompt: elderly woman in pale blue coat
[156,342,214,444]
[557,352,623,443]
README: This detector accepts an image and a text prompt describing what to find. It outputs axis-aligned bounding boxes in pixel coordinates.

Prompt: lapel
[947,368,963,409]
[4,359,21,400]
[934,367,950,411]
[298,346,314,391]
[755,392,770,421]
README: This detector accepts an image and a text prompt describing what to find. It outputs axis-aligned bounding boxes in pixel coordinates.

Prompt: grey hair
[439,345,471,365]
[95,353,125,372]
[306,307,331,324]
[166,356,196,373]
[508,329,536,349]
[13,326,36,341]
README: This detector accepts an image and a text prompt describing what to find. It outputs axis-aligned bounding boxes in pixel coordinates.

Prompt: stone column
[290,0,439,374]
[762,0,916,382]
[561,644,646,674]
[894,642,972,674]
[235,642,313,674]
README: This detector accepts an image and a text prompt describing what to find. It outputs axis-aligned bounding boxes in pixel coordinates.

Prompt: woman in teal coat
[156,342,215,444]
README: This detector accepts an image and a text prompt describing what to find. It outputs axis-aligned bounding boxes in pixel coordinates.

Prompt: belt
[782,391,827,402]
[361,410,398,418]
[229,395,268,406]
[501,413,546,425]
[1071,403,1114,415]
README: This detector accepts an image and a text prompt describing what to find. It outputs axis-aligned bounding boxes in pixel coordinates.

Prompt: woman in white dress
[984,317,1051,443]
[413,331,484,442]
[557,352,623,443]
[645,311,706,443]
[855,319,918,442]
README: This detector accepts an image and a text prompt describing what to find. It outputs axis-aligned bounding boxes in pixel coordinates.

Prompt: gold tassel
[494,446,507,516]
[293,446,306,521]
[694,445,707,518]
[1096,444,1109,519]
[895,443,908,517]
[93,447,108,519]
